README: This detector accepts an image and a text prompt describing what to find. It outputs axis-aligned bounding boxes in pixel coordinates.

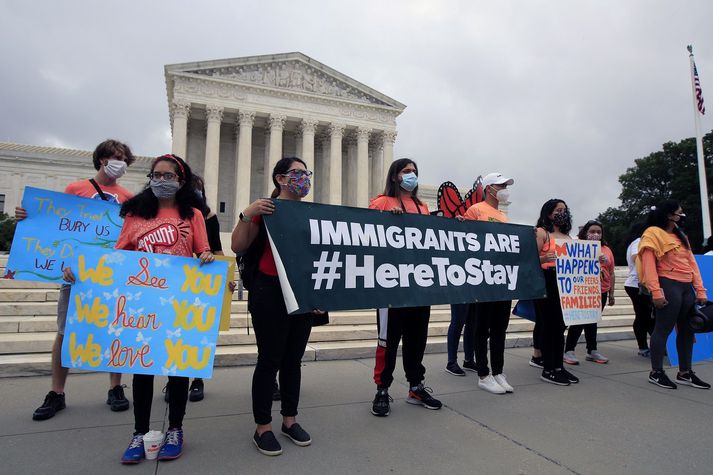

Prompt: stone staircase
[0,255,636,377]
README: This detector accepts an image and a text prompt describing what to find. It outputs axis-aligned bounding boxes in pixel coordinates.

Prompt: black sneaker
[560,368,579,384]
[649,370,677,389]
[253,431,282,456]
[462,360,478,372]
[540,369,570,386]
[107,385,130,412]
[529,357,544,369]
[32,391,66,420]
[371,388,392,417]
[445,361,466,376]
[189,379,204,402]
[281,423,312,446]
[676,371,711,389]
[406,384,442,410]
[272,381,281,401]
[163,384,169,403]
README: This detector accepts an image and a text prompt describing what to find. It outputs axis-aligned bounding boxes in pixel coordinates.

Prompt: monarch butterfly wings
[437,182,464,218]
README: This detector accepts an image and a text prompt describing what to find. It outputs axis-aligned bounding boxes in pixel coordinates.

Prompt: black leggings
[249,273,313,425]
[650,278,696,372]
[534,269,565,371]
[133,375,188,434]
[625,286,655,350]
[565,293,608,352]
[473,300,512,377]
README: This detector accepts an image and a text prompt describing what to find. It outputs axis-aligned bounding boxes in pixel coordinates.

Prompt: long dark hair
[578,220,607,246]
[536,199,571,234]
[191,174,210,217]
[644,199,690,249]
[625,221,646,246]
[382,158,424,208]
[271,156,307,198]
[120,154,198,220]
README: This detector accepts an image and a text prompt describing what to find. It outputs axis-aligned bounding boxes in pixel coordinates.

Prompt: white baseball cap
[482,172,514,188]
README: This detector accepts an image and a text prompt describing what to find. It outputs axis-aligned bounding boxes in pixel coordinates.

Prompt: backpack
[236,220,267,292]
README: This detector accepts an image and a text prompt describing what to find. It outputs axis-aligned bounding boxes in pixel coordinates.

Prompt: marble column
[170,99,191,159]
[327,123,344,205]
[203,104,223,213]
[356,127,370,207]
[382,131,397,179]
[265,114,286,195]
[234,111,254,224]
[299,118,317,203]
[344,133,358,206]
[369,137,384,198]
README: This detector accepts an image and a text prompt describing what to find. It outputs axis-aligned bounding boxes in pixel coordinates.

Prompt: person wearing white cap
[462,173,515,394]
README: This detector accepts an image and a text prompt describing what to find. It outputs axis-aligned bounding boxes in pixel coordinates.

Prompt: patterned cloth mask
[552,208,572,228]
[282,170,312,197]
[150,179,180,199]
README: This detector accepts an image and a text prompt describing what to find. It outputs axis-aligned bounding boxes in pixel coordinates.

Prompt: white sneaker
[563,351,579,365]
[493,374,514,393]
[478,375,506,394]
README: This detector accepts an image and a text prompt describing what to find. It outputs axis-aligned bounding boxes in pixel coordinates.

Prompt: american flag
[693,60,706,115]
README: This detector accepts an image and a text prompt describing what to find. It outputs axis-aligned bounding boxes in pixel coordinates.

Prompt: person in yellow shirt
[463,173,515,394]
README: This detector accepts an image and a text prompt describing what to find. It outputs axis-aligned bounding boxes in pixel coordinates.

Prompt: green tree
[598,131,713,264]
[0,213,16,252]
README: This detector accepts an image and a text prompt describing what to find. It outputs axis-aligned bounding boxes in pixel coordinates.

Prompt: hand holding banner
[61,247,229,378]
[5,187,123,282]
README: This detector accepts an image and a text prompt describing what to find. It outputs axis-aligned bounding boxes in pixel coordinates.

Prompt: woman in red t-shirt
[231,156,316,457]
[64,154,214,464]
[369,158,443,418]
[564,220,614,366]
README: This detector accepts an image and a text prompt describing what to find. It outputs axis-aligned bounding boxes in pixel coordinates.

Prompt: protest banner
[61,247,229,378]
[555,239,602,326]
[666,255,713,365]
[263,200,546,314]
[4,187,123,283]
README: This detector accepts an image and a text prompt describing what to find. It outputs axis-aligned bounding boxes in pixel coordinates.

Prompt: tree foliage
[598,131,713,264]
[0,213,16,252]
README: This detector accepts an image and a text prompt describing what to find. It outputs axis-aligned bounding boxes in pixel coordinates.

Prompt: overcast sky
[1,0,712,225]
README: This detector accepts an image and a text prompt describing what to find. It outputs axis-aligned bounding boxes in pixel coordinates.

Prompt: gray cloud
[1,0,712,226]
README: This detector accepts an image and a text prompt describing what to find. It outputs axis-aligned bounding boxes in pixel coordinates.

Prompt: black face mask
[673,214,687,228]
[552,209,572,228]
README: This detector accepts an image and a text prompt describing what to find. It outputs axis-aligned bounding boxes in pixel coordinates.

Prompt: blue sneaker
[121,434,145,464]
[158,428,183,460]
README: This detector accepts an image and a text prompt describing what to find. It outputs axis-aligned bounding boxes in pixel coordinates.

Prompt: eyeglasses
[282,170,313,179]
[147,172,178,181]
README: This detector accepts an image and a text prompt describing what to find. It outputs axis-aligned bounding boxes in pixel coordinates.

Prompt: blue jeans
[447,303,475,364]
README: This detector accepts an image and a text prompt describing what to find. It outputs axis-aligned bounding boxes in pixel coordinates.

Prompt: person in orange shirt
[639,200,709,390]
[15,139,135,421]
[370,158,442,417]
[461,173,515,394]
[564,220,614,365]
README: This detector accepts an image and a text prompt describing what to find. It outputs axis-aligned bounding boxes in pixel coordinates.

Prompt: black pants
[625,286,655,350]
[249,273,313,425]
[650,278,696,372]
[133,375,188,434]
[565,293,608,352]
[374,306,430,389]
[473,300,512,377]
[534,269,565,371]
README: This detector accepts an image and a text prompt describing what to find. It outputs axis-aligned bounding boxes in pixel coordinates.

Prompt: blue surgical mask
[400,172,418,192]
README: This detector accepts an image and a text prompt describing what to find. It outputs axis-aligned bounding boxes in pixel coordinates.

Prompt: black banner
[264,200,546,314]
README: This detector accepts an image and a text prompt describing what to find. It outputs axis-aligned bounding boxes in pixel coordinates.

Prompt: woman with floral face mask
[563,220,614,365]
[369,158,443,418]
[63,154,214,464]
[231,157,318,456]
[532,199,580,386]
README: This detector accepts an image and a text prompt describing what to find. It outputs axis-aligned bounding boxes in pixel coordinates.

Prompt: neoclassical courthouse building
[0,52,441,238]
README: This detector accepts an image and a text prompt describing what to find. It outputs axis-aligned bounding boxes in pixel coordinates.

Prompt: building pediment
[165,52,405,111]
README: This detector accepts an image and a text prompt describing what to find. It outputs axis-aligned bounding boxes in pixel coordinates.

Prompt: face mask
[400,172,418,192]
[586,232,602,241]
[282,172,311,198]
[150,179,180,199]
[552,209,571,228]
[104,159,127,179]
[672,213,687,228]
[494,189,510,203]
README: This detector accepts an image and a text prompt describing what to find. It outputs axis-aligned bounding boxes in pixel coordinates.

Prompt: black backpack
[236,220,267,292]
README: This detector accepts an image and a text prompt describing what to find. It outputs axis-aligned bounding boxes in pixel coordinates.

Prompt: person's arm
[536,227,555,265]
[608,259,616,306]
[640,248,665,307]
[231,198,274,253]
[687,250,708,303]
[191,212,214,265]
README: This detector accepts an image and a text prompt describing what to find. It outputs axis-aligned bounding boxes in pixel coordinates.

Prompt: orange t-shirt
[600,245,615,293]
[368,195,429,214]
[640,233,706,300]
[64,179,133,204]
[538,228,556,270]
[464,202,508,223]
[115,208,210,258]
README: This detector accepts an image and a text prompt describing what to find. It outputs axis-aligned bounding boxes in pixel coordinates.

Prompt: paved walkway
[1,340,712,474]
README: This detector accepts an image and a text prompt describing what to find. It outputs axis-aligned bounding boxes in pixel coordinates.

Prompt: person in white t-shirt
[624,223,655,356]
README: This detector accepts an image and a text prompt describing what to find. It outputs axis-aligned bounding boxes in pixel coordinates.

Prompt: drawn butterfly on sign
[103,288,120,300]
[436,176,484,218]
[160,295,175,306]
[161,365,177,376]
[136,332,152,345]
[193,297,207,308]
[79,289,93,300]
[108,325,124,337]
[129,307,145,316]
[125,291,142,302]
[200,336,216,349]
[166,328,182,339]
[72,357,83,368]
[154,257,170,268]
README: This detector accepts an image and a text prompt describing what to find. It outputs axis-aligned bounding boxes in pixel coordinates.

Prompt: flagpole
[688,44,711,243]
